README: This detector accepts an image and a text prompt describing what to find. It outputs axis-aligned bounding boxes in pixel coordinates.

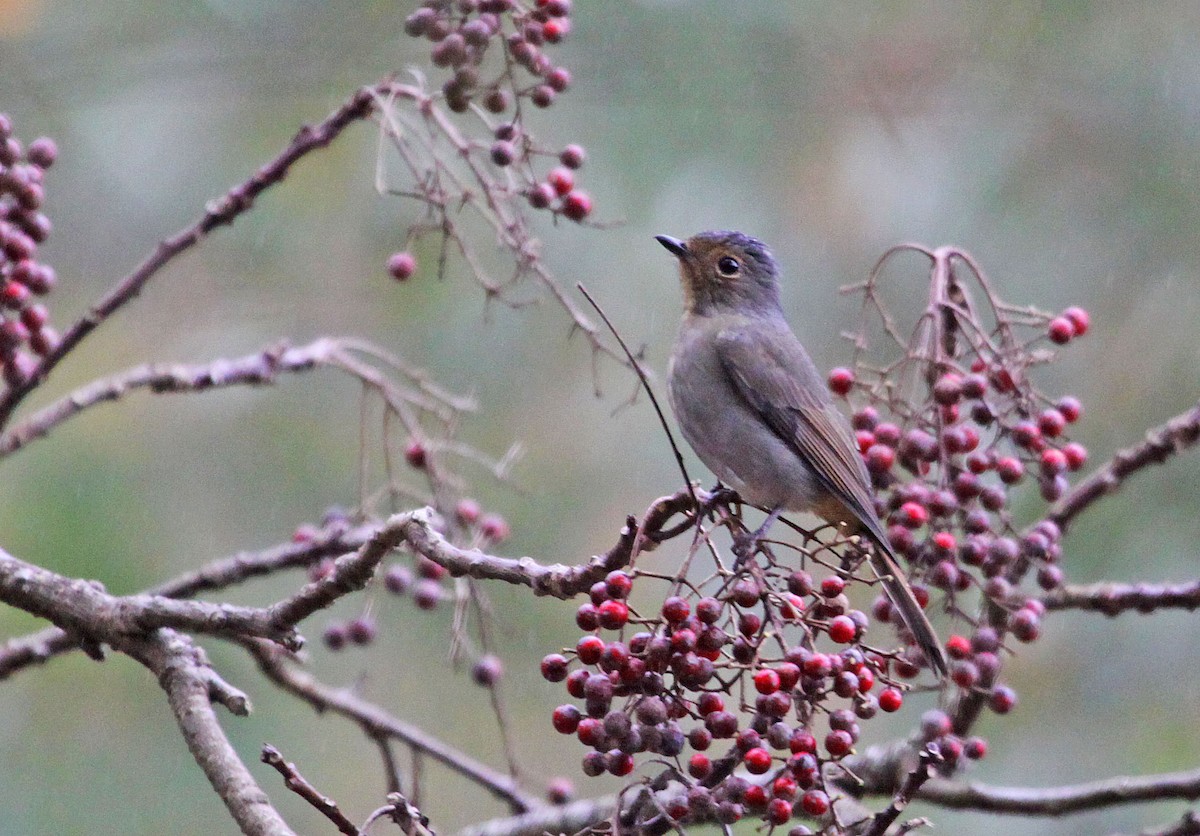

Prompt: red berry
[820,576,845,597]
[1038,408,1066,438]
[541,653,569,681]
[827,615,857,644]
[1012,421,1042,449]
[801,789,829,817]
[965,736,988,760]
[322,622,347,650]
[743,784,767,807]
[576,635,604,664]
[404,439,427,468]
[542,18,568,42]
[552,704,581,734]
[855,429,875,454]
[1048,317,1074,344]
[530,84,556,107]
[827,367,854,396]
[387,251,417,281]
[772,774,798,800]
[661,595,689,622]
[766,797,792,825]
[897,501,928,529]
[743,747,772,774]
[1063,441,1088,470]
[878,687,903,712]
[824,729,853,757]
[561,190,592,222]
[688,753,712,779]
[776,662,801,691]
[996,456,1024,484]
[1063,306,1090,336]
[598,599,629,630]
[695,596,722,623]
[1040,448,1068,476]
[1057,396,1083,423]
[962,373,988,398]
[548,167,574,196]
[697,692,725,716]
[932,531,957,552]
[576,714,604,748]
[753,668,781,694]
[865,443,895,473]
[989,684,1017,714]
[605,571,633,600]
[946,634,971,659]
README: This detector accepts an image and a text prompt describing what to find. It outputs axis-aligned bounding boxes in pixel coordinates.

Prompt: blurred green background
[2,2,1200,834]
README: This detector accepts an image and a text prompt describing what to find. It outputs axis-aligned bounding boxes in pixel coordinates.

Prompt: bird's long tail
[863,532,949,677]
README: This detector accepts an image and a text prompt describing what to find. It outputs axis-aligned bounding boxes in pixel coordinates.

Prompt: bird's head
[656,230,782,318]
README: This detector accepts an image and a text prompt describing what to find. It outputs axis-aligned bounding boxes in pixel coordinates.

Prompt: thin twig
[262,744,360,836]
[1050,399,1200,533]
[0,84,383,431]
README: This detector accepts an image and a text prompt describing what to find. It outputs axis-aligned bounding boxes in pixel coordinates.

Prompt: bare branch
[116,629,294,835]
[262,744,360,836]
[0,84,383,431]
[247,639,536,814]
[1050,399,1200,534]
[919,766,1200,815]
[399,491,699,598]
[861,745,942,836]
[1042,580,1200,616]
[457,796,616,836]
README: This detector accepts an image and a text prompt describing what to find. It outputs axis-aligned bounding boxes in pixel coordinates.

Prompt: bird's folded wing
[715,327,883,536]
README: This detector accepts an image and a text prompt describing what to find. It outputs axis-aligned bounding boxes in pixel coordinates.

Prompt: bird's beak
[655,235,688,258]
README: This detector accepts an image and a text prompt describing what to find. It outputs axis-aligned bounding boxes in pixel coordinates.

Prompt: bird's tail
[863,531,949,677]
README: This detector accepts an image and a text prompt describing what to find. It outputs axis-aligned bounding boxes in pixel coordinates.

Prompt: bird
[657,230,948,677]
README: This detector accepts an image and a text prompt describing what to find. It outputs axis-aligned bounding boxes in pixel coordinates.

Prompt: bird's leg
[732,504,784,564]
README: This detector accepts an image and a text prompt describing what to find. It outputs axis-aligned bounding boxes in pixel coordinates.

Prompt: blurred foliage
[1,2,1199,834]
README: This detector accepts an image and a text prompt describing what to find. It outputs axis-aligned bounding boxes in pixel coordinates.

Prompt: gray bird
[658,230,948,676]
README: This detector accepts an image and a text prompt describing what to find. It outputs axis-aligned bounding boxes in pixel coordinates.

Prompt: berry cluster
[0,115,59,389]
[387,0,593,282]
[540,563,982,828]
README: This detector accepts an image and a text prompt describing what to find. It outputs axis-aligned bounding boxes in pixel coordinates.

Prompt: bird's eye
[716,256,740,277]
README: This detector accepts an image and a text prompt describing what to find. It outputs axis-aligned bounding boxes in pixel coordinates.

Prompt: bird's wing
[714,325,883,538]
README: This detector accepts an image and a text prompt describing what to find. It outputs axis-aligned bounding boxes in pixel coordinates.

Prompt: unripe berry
[346,616,376,645]
[527,182,555,209]
[489,140,515,166]
[743,747,772,774]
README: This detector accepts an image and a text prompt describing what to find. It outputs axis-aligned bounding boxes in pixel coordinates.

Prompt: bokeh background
[2,2,1200,834]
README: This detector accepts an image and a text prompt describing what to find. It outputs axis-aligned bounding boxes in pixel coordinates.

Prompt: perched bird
[658,230,948,676]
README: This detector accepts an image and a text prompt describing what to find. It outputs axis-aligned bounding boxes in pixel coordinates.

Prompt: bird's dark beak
[655,235,688,258]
